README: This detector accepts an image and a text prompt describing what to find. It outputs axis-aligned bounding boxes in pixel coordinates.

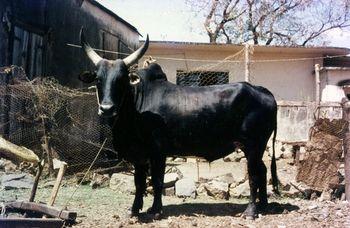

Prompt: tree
[186,0,350,46]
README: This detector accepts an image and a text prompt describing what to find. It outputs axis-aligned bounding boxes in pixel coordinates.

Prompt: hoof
[127,208,139,218]
[258,202,268,212]
[153,212,162,220]
[147,207,163,220]
[242,203,258,220]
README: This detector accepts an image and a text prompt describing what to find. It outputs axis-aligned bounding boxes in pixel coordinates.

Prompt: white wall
[142,46,324,101]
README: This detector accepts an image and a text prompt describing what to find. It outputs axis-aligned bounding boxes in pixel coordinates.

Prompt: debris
[296,130,343,191]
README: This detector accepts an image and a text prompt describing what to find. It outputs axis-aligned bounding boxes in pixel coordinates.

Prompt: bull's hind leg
[257,160,268,210]
[243,152,259,219]
[147,156,166,219]
[243,143,268,219]
[130,163,148,216]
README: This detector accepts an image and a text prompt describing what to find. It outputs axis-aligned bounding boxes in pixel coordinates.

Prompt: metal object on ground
[3,201,76,224]
[0,218,64,228]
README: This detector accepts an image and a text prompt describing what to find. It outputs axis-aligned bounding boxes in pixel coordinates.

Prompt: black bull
[79,29,279,219]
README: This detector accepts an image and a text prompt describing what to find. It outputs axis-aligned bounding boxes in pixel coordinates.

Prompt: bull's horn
[123,34,149,67]
[80,27,102,66]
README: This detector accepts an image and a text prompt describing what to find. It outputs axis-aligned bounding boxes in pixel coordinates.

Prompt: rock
[214,173,246,188]
[174,157,186,162]
[166,157,174,162]
[90,173,110,189]
[223,151,245,162]
[3,160,17,173]
[146,186,153,194]
[109,173,135,194]
[165,166,184,179]
[268,141,283,160]
[0,160,5,169]
[186,158,197,163]
[1,173,34,190]
[75,173,92,185]
[229,180,250,198]
[281,144,294,159]
[175,178,196,198]
[196,183,207,196]
[163,173,179,188]
[319,189,332,202]
[204,180,229,200]
[163,187,175,196]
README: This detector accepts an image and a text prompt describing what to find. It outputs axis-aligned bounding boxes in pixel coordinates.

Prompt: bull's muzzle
[98,104,117,117]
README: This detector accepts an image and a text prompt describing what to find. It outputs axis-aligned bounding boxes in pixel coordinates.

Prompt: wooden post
[342,99,350,201]
[315,64,321,104]
[314,64,321,119]
[244,43,251,83]
[48,162,67,206]
[41,116,54,176]
[29,160,45,202]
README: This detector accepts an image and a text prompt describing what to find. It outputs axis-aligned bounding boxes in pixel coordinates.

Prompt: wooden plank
[5,201,77,221]
[48,162,67,206]
[0,218,63,228]
[29,160,44,202]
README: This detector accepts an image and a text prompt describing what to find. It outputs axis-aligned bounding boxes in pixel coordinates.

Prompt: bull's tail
[271,121,280,195]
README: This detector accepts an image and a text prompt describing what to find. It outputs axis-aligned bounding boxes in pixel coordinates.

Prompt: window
[176,70,229,86]
[12,26,44,79]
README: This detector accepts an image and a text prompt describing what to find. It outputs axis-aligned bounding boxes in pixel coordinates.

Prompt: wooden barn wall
[0,1,9,66]
[0,0,139,87]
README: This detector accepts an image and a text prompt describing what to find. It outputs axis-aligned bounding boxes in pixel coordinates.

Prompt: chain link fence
[0,66,117,172]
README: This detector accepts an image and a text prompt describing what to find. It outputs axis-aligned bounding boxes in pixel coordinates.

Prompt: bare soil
[1,182,349,227]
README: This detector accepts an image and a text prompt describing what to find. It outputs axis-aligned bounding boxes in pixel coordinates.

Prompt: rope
[63,138,108,208]
[67,43,349,63]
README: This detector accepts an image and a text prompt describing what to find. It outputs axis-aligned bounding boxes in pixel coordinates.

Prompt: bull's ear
[129,73,140,85]
[79,71,96,83]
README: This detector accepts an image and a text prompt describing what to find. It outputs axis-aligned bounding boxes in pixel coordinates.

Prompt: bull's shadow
[137,201,299,222]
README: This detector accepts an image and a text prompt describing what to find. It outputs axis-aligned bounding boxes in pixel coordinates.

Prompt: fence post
[342,99,350,201]
[244,43,251,83]
[41,116,54,176]
[314,64,321,103]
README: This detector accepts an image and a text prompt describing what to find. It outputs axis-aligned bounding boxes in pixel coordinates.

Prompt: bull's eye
[96,77,102,84]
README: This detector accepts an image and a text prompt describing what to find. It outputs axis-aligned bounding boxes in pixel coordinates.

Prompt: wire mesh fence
[0,66,117,172]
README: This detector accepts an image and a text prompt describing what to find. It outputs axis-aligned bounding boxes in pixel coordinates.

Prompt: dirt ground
[1,184,349,227]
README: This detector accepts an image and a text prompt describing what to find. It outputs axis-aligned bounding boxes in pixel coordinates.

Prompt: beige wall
[326,69,350,85]
[142,45,326,101]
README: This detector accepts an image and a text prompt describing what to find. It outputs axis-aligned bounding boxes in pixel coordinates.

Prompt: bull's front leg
[130,163,148,216]
[147,156,166,219]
